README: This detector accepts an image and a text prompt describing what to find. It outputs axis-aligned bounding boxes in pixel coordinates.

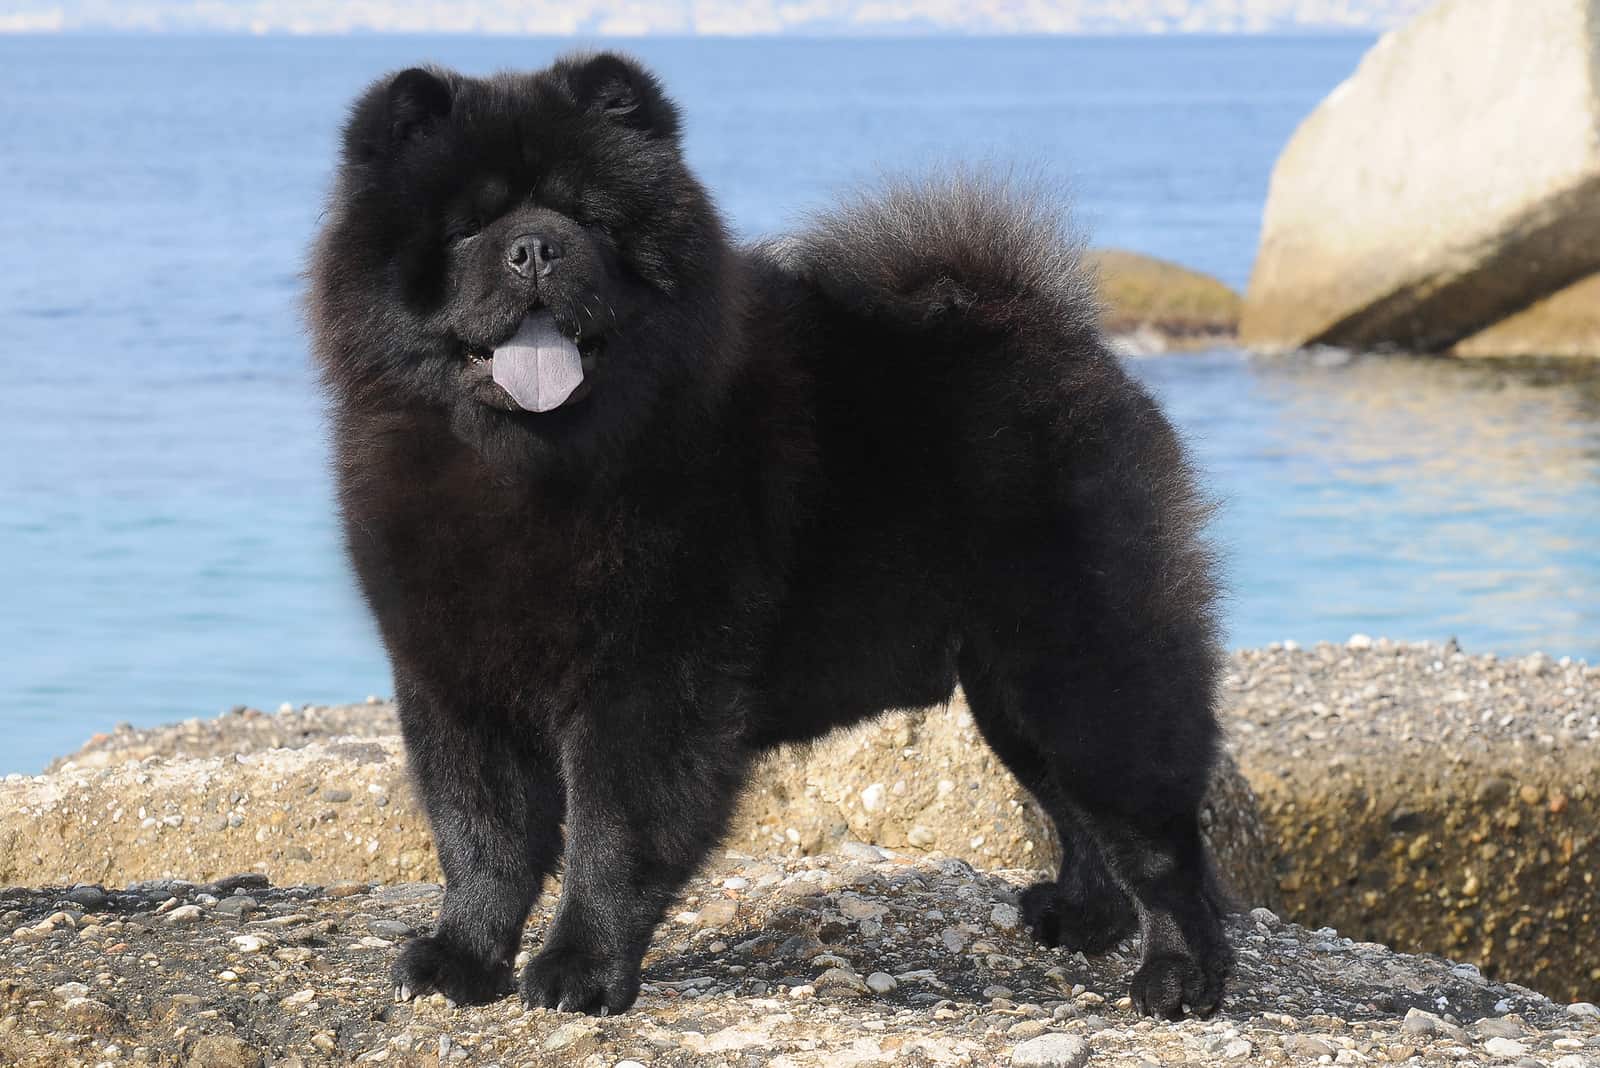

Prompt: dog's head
[310,53,731,449]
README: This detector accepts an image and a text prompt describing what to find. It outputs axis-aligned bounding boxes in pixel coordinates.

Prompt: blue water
[2,35,1598,774]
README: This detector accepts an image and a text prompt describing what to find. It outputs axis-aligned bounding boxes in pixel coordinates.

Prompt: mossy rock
[1089,249,1241,347]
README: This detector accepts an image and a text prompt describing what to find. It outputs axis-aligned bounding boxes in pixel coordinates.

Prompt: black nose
[506,233,563,279]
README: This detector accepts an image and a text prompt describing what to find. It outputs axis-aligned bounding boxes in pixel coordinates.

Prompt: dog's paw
[391,935,512,1006]
[1129,952,1226,1021]
[520,944,640,1016]
[1019,880,1137,955]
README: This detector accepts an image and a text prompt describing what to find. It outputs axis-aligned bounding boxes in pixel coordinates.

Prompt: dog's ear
[564,52,681,139]
[343,67,454,163]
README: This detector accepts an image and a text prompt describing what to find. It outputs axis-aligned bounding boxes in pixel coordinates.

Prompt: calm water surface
[2,35,1597,773]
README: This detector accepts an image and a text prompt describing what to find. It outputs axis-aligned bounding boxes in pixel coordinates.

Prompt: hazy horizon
[1,0,1433,36]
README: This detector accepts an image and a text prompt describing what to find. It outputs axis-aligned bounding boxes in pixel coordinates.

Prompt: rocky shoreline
[4,640,1598,1065]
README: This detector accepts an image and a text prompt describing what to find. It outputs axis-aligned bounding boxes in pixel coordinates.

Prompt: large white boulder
[1241,0,1600,354]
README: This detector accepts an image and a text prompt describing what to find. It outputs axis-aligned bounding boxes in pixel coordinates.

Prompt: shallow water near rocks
[2,36,1598,773]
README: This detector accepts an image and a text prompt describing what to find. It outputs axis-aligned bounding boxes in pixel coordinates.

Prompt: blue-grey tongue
[490,311,584,412]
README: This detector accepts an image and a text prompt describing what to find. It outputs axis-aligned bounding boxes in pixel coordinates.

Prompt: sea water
[2,35,1597,773]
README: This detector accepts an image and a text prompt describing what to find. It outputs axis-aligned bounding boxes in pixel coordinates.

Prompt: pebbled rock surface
[1228,639,1600,1002]
[6,702,1275,908]
[12,639,1597,1000]
[4,852,1598,1068]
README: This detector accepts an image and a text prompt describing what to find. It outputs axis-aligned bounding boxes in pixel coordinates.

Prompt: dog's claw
[395,983,413,1003]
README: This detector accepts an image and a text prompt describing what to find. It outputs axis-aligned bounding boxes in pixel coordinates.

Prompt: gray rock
[162,904,204,926]
[365,918,415,940]
[213,895,258,917]
[62,996,119,1029]
[814,967,869,997]
[1011,1033,1090,1068]
[127,878,194,896]
[837,840,888,862]
[65,885,106,908]
[1401,1008,1439,1036]
[202,873,269,896]
[865,971,897,994]
[372,882,441,902]
[1484,1036,1529,1058]
[1286,1036,1336,1058]
[1475,1016,1526,1039]
[694,898,738,928]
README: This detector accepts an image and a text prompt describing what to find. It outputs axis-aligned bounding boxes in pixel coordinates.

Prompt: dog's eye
[448,217,482,244]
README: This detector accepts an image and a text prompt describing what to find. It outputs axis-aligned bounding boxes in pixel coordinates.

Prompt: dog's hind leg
[960,614,1232,1020]
[958,647,1137,955]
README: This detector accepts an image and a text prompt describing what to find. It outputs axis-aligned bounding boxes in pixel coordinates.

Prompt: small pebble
[213,896,258,917]
[366,918,415,940]
[1475,1017,1525,1039]
[1484,1037,1529,1058]
[66,885,107,909]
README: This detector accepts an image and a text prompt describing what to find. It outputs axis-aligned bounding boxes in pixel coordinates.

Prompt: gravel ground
[4,849,1598,1068]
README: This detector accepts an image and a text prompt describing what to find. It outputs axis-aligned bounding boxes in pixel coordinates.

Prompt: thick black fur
[309,53,1233,1021]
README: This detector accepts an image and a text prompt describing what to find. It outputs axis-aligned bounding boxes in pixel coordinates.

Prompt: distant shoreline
[0,28,1399,38]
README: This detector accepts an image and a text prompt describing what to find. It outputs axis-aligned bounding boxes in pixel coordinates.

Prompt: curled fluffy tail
[770,172,1102,338]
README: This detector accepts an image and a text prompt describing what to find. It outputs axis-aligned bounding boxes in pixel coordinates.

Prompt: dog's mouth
[465,311,599,413]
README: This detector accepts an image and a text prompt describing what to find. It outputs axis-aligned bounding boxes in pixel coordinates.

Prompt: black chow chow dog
[309,53,1232,1021]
